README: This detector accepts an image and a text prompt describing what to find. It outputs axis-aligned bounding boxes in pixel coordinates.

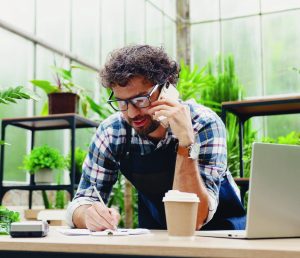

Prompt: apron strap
[124,122,132,159]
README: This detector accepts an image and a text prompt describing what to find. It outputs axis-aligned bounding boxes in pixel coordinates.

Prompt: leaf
[30,80,59,94]
[0,86,38,105]
[20,87,40,101]
[40,102,49,116]
[0,140,11,146]
[71,64,94,72]
[50,66,72,81]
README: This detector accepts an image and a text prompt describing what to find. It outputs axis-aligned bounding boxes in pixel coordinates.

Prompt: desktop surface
[0,227,299,258]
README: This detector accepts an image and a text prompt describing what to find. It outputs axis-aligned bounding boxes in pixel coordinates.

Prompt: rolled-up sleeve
[66,124,119,227]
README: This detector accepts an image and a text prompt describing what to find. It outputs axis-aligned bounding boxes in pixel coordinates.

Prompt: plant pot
[34,168,54,184]
[24,209,43,220]
[48,92,79,114]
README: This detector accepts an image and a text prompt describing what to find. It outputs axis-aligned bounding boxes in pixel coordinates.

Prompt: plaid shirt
[66,100,240,227]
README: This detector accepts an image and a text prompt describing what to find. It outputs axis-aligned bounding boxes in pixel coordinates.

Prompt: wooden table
[0,227,299,258]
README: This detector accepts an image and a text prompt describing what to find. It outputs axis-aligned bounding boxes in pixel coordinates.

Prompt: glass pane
[262,11,300,95]
[148,0,163,10]
[36,0,70,48]
[221,0,259,19]
[163,0,176,21]
[0,29,34,181]
[191,22,220,68]
[34,46,65,158]
[72,0,100,66]
[146,1,163,46]
[261,0,300,12]
[190,0,219,22]
[125,0,145,44]
[266,114,300,139]
[222,17,262,97]
[163,17,176,58]
[0,0,34,32]
[72,61,99,117]
[101,0,125,65]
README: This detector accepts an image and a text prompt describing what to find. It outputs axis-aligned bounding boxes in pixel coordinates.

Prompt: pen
[93,185,117,230]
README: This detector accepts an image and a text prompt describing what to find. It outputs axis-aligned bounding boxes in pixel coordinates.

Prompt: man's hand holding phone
[154,83,179,128]
[148,84,194,146]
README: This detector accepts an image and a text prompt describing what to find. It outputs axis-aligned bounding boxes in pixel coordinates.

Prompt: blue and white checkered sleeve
[66,124,120,227]
[195,115,227,224]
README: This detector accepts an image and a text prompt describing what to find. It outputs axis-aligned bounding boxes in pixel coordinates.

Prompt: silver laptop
[197,143,300,239]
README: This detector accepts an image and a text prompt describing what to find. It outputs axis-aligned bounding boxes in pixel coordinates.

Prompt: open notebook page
[57,228,150,236]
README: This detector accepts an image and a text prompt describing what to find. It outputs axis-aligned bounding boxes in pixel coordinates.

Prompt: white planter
[34,168,54,184]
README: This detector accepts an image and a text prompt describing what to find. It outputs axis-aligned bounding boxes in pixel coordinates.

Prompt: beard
[127,115,160,137]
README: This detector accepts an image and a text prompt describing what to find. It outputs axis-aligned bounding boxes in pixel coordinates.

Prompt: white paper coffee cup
[163,190,200,237]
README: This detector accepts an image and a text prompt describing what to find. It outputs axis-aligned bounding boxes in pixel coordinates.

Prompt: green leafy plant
[22,145,66,174]
[262,131,300,145]
[0,86,38,105]
[177,61,214,104]
[177,55,255,178]
[0,206,20,235]
[0,86,39,145]
[30,65,93,116]
[85,88,115,122]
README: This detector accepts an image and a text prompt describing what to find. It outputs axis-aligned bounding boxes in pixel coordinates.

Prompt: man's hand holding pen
[85,203,120,231]
[84,186,120,232]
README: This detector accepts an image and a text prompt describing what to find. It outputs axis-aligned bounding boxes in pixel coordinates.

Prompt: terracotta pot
[48,92,79,114]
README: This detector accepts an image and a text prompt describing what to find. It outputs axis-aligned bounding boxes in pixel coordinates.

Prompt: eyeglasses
[107,83,163,111]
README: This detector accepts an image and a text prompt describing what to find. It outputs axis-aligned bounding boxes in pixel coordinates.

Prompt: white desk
[0,227,299,258]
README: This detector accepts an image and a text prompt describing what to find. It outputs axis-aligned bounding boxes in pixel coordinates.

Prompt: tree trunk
[176,0,191,66]
[124,178,133,228]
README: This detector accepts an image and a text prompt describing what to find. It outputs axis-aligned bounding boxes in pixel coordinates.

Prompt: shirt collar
[132,125,177,155]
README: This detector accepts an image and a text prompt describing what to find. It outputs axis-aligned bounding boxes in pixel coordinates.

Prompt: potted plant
[0,206,20,235]
[22,145,66,184]
[30,65,92,116]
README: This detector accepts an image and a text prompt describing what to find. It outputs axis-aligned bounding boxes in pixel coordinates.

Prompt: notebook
[197,143,300,239]
[57,227,150,236]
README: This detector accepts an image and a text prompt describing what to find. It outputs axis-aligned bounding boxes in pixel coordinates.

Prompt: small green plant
[85,88,115,122]
[0,86,39,145]
[0,86,38,105]
[0,206,20,235]
[177,60,214,104]
[30,65,93,116]
[177,55,255,178]
[22,145,66,174]
[262,131,300,146]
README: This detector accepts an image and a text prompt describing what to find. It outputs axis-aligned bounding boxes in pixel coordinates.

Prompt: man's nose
[127,102,140,118]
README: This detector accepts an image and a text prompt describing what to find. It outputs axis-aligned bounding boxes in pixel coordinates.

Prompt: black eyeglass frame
[107,82,165,111]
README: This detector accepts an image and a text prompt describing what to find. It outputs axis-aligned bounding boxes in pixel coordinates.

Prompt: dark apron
[119,123,246,230]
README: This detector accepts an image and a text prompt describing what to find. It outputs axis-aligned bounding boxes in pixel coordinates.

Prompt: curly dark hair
[99,45,179,88]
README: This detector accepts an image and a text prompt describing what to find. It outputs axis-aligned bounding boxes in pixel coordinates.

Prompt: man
[66,45,246,231]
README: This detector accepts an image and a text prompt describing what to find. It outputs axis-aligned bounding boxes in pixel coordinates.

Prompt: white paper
[57,228,150,236]
[57,228,91,235]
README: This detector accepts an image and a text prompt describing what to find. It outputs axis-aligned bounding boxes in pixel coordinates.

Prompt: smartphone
[158,83,179,101]
[156,83,179,127]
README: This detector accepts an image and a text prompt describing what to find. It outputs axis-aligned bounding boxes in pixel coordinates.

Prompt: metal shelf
[0,114,98,208]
